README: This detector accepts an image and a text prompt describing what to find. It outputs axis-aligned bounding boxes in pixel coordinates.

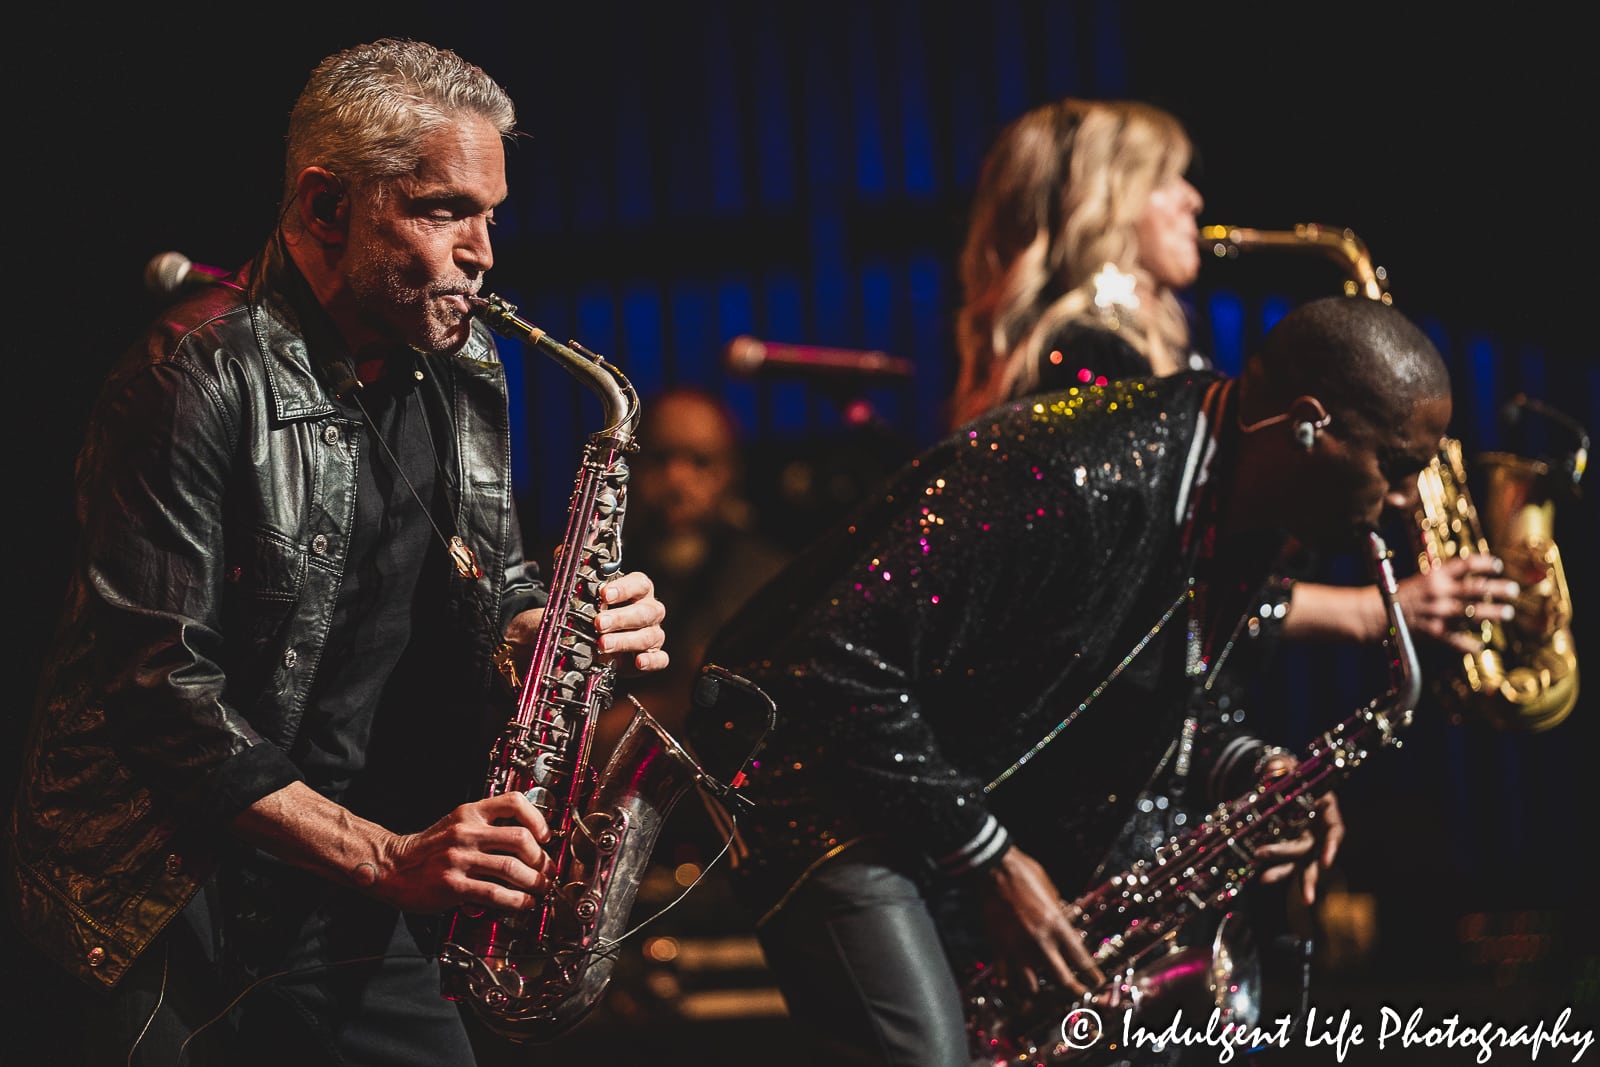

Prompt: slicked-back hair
[281,38,517,213]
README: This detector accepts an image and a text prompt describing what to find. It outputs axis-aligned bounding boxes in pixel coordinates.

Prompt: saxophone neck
[469,293,638,436]
[1366,528,1422,723]
[1200,223,1390,303]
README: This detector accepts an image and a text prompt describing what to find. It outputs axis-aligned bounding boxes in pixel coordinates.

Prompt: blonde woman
[952,98,1206,429]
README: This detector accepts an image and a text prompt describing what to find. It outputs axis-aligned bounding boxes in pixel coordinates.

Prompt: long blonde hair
[951,99,1194,427]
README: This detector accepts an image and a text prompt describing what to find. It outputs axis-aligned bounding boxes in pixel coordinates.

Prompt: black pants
[21,854,480,1067]
[753,846,973,1067]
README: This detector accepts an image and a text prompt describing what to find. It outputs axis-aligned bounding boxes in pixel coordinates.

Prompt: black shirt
[292,354,465,831]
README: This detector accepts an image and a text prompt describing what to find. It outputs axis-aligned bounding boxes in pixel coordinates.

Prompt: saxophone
[437,294,704,1041]
[965,530,1420,1065]
[1414,435,1580,731]
[1200,222,1391,303]
[1202,223,1581,732]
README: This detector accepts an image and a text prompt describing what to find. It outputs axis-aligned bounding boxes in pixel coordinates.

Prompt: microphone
[144,251,233,297]
[724,335,914,381]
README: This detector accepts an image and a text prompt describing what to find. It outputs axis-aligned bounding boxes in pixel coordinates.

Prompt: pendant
[449,536,482,579]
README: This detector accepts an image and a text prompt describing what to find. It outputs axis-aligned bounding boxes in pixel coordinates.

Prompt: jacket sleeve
[78,358,302,822]
[499,494,548,624]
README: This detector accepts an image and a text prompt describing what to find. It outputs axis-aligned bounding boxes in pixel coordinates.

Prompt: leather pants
[753,844,972,1067]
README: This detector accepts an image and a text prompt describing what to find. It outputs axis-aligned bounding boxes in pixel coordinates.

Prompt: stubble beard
[348,250,470,357]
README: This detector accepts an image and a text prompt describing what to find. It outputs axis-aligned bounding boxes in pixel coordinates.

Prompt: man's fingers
[1463,599,1516,623]
[475,791,552,842]
[1440,629,1486,654]
[1038,942,1079,993]
[1253,836,1315,864]
[1479,577,1520,602]
[1258,861,1293,886]
[1008,902,1101,998]
[1323,833,1343,867]
[1450,554,1505,578]
[598,621,666,654]
[456,865,544,910]
[1300,859,1321,906]
[597,598,666,631]
[598,569,645,598]
[632,647,671,672]
[459,850,550,894]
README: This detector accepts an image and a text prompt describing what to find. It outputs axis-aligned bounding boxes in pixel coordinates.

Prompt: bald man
[689,295,1453,1066]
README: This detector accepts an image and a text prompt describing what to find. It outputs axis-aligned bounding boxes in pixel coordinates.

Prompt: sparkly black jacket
[693,371,1287,918]
[7,245,544,987]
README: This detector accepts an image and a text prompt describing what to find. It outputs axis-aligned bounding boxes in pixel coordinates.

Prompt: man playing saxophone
[7,39,670,1067]
[689,294,1463,1066]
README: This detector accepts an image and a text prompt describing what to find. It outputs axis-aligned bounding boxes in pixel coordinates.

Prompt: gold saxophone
[438,295,768,1041]
[1201,222,1391,303]
[1415,436,1580,731]
[966,531,1422,1063]
[1202,223,1581,732]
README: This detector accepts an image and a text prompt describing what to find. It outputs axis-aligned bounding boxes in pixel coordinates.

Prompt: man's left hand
[596,570,669,672]
[1252,752,1344,906]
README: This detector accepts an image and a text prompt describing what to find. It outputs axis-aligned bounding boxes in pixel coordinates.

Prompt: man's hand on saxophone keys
[374,790,558,913]
[595,569,670,673]
[1396,554,1519,653]
[1283,554,1517,651]
[497,571,669,681]
[978,845,1106,996]
[1251,750,1345,907]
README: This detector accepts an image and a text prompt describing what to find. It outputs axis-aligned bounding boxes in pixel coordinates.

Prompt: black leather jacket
[7,247,544,987]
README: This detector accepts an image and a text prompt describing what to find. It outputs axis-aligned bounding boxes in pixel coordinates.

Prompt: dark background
[9,3,1597,1064]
